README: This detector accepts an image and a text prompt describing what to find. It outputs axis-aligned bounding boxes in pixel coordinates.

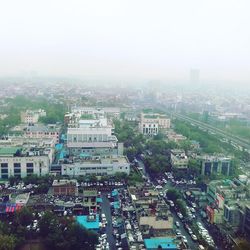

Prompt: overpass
[167,112,250,151]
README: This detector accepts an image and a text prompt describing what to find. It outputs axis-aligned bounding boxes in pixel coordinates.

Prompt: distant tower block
[190,69,200,84]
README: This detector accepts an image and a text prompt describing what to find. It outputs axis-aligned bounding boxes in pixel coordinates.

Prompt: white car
[175,229,181,236]
[182,236,188,243]
[177,212,183,219]
[175,221,180,227]
[191,234,197,241]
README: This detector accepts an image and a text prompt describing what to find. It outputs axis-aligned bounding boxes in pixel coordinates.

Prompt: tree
[39,211,56,237]
[114,172,128,182]
[23,174,39,185]
[166,189,181,202]
[39,211,98,250]
[64,223,98,250]
[8,176,20,186]
[0,235,16,250]
[89,175,97,182]
[175,199,187,216]
[17,207,33,227]
[188,159,200,176]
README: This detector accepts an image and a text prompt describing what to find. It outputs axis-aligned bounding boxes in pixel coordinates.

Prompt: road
[101,194,117,250]
[169,112,250,150]
[171,207,198,250]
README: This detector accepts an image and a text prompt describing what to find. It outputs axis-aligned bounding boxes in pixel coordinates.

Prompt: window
[26,163,33,168]
[1,163,8,168]
[27,168,34,173]
[1,168,8,174]
[26,163,34,174]
[1,163,8,174]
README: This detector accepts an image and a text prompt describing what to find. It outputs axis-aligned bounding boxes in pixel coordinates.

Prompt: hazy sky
[1,0,250,82]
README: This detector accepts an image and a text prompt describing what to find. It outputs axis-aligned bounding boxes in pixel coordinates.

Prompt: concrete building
[71,106,121,119]
[25,124,61,143]
[139,216,174,237]
[198,155,232,176]
[166,131,187,143]
[67,118,123,157]
[62,155,130,177]
[52,179,78,196]
[0,147,50,179]
[170,149,188,170]
[223,202,245,228]
[21,109,46,124]
[83,189,98,213]
[139,113,170,136]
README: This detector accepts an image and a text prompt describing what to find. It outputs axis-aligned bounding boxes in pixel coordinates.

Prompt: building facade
[139,113,170,136]
[0,147,50,179]
[52,179,78,196]
[170,150,188,170]
[21,109,46,124]
[62,156,130,177]
[199,155,232,176]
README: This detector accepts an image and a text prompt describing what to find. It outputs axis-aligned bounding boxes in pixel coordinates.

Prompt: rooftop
[76,215,100,230]
[52,179,78,187]
[0,147,20,156]
[140,216,173,230]
[144,237,177,250]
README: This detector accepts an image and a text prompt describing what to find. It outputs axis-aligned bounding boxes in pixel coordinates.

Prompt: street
[102,194,117,250]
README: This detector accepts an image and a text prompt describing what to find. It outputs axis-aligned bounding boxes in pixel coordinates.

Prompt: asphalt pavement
[101,194,117,250]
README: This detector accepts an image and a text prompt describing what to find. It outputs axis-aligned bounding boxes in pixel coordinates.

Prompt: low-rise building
[24,124,61,143]
[52,179,78,196]
[0,147,51,179]
[198,155,232,176]
[144,238,178,250]
[139,216,174,237]
[21,109,46,124]
[62,155,130,177]
[83,189,98,213]
[139,113,170,136]
[166,130,187,142]
[170,149,188,170]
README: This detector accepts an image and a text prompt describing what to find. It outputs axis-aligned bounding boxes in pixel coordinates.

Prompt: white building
[139,113,170,136]
[61,156,130,177]
[71,106,121,118]
[0,147,50,179]
[67,118,123,156]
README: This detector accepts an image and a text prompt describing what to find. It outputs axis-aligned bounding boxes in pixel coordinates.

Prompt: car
[197,222,202,227]
[191,202,197,208]
[175,221,180,227]
[175,229,181,236]
[190,207,195,213]
[191,234,197,241]
[169,200,174,207]
[182,236,188,243]
[177,212,183,219]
